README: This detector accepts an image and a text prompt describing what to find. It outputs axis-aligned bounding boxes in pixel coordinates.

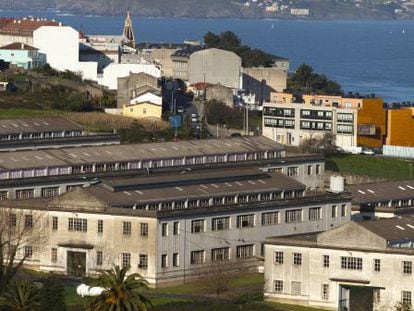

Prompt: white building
[130,92,162,106]
[264,218,414,310]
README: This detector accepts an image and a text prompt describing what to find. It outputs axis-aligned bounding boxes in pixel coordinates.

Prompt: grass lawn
[0,108,67,119]
[326,153,414,180]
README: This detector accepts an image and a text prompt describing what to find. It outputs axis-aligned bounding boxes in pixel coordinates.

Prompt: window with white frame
[212,217,230,231]
[191,250,205,264]
[309,207,322,221]
[237,214,255,228]
[402,291,412,305]
[121,253,131,267]
[97,220,103,234]
[173,253,179,267]
[322,284,329,300]
[191,219,204,233]
[374,259,381,272]
[96,251,103,266]
[341,257,363,270]
[274,280,283,293]
[293,253,302,266]
[211,247,230,261]
[323,255,330,268]
[262,212,279,226]
[403,261,412,274]
[68,218,87,232]
[274,252,284,264]
[41,186,59,198]
[341,204,347,217]
[237,244,254,259]
[24,246,33,258]
[161,223,168,236]
[287,167,298,177]
[122,221,131,235]
[331,205,337,218]
[51,248,57,263]
[286,209,302,223]
[161,254,167,268]
[138,254,148,269]
[140,223,148,237]
[25,215,33,228]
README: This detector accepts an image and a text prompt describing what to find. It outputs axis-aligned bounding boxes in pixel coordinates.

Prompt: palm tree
[86,265,152,311]
[0,279,40,311]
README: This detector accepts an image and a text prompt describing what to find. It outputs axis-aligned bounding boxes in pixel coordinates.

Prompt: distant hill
[0,0,409,19]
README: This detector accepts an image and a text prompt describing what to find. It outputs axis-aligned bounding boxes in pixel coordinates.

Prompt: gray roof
[0,117,83,135]
[359,217,414,242]
[0,136,283,170]
[171,46,205,58]
[349,179,414,204]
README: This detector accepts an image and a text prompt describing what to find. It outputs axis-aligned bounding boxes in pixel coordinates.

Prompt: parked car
[361,148,375,155]
[177,106,184,113]
[230,132,242,137]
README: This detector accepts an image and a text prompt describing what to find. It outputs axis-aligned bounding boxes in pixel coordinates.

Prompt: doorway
[339,285,374,311]
[67,251,86,277]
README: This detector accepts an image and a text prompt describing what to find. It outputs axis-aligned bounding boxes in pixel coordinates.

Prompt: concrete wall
[206,84,234,107]
[150,48,177,77]
[188,48,242,89]
[386,108,414,147]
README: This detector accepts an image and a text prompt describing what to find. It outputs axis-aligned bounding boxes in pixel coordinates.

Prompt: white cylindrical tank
[76,284,105,297]
[330,175,345,193]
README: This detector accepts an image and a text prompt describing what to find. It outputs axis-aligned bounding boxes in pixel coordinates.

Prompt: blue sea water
[1,9,414,102]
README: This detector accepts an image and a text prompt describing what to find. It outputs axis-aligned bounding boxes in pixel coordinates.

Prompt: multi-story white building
[264,218,414,310]
[4,166,350,286]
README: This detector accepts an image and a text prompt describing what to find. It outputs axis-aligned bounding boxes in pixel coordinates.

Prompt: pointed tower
[123,11,136,48]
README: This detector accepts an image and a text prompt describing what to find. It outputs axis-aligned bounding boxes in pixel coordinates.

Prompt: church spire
[123,11,136,48]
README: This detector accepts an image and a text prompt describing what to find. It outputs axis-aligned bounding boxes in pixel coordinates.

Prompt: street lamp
[171,88,181,114]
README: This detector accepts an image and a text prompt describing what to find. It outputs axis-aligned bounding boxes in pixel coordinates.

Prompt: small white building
[264,218,414,310]
[130,92,162,106]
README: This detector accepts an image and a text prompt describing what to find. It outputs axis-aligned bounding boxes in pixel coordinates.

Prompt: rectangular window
[191,219,204,233]
[237,214,255,228]
[322,284,329,300]
[121,253,131,267]
[190,250,205,264]
[286,209,302,223]
[307,165,312,175]
[96,251,103,266]
[0,191,8,200]
[287,167,298,177]
[293,253,302,266]
[68,218,87,232]
[323,255,330,268]
[309,207,322,221]
[24,246,33,258]
[16,189,34,199]
[211,247,230,261]
[212,217,230,231]
[161,223,168,237]
[9,213,16,227]
[341,204,347,217]
[173,222,180,235]
[24,215,33,228]
[291,281,301,295]
[140,223,148,237]
[331,205,337,218]
[236,244,254,259]
[341,257,363,270]
[374,259,381,272]
[51,248,57,263]
[122,222,131,235]
[402,291,412,305]
[274,280,283,293]
[403,261,412,274]
[316,165,321,175]
[41,186,59,198]
[139,254,148,269]
[52,216,58,230]
[262,212,279,226]
[173,253,179,267]
[97,220,103,234]
[274,252,284,264]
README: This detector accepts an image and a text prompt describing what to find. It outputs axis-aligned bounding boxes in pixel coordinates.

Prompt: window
[323,255,330,268]
[140,223,148,237]
[341,257,363,270]
[291,281,301,295]
[52,216,58,230]
[331,205,337,218]
[316,165,321,175]
[286,209,302,223]
[24,215,33,228]
[68,218,87,232]
[191,250,204,264]
[293,253,302,266]
[16,189,34,199]
[41,186,59,198]
[173,222,180,235]
[173,253,179,267]
[92,251,102,267]
[236,244,254,259]
[161,223,168,237]
[211,247,230,261]
[341,204,347,217]
[374,259,381,272]
[402,291,412,305]
[309,207,322,221]
[24,246,33,258]
[403,261,412,274]
[51,248,57,263]
[191,219,204,233]
[374,289,381,304]
[287,167,298,177]
[274,280,283,293]
[121,253,131,267]
[307,165,312,175]
[122,222,131,235]
[9,213,16,227]
[322,284,329,300]
[97,220,103,234]
[0,191,8,200]
[139,254,148,269]
[274,252,284,264]
[212,217,230,231]
[237,214,255,228]
[262,212,279,225]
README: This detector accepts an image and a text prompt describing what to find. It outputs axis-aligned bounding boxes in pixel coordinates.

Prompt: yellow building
[122,101,162,120]
[356,98,386,148]
[386,108,414,147]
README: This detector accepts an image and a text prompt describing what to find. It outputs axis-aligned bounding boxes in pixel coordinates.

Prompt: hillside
[0,0,410,19]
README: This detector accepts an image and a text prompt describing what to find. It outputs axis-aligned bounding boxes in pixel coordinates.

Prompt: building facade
[122,101,162,120]
[0,42,46,69]
[264,218,414,310]
[117,72,160,108]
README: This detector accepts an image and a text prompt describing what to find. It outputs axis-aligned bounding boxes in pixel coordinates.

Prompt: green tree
[38,279,66,311]
[86,265,152,311]
[0,280,40,311]
[203,32,220,47]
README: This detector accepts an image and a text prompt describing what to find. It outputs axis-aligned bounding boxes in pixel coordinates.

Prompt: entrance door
[339,285,374,311]
[67,251,86,277]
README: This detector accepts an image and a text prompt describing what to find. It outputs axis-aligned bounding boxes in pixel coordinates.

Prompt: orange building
[386,108,414,147]
[356,98,386,148]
